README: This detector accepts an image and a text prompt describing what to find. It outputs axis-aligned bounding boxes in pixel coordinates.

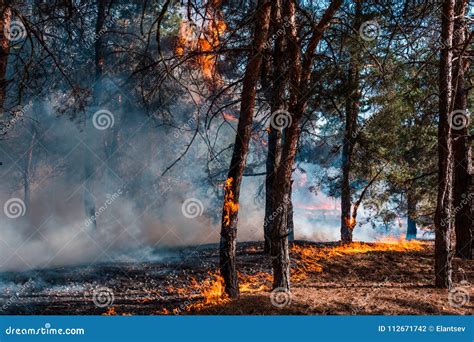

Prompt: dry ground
[0,240,472,315]
[194,241,473,315]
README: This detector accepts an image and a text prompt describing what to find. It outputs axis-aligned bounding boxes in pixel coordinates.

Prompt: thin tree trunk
[264,0,286,254]
[219,0,271,298]
[94,0,107,84]
[287,180,294,242]
[406,190,417,240]
[340,0,362,244]
[434,0,455,289]
[270,0,342,290]
[452,0,472,259]
[269,0,299,291]
[0,1,11,118]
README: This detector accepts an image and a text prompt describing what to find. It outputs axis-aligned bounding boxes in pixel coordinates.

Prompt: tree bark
[406,190,417,240]
[340,0,362,244]
[0,1,11,118]
[264,0,286,254]
[94,0,107,84]
[270,0,342,290]
[219,0,271,298]
[452,0,472,259]
[434,0,455,288]
[287,180,294,242]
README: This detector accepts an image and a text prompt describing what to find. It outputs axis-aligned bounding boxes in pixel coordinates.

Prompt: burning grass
[6,239,467,315]
[290,239,425,281]
[182,240,473,315]
[169,238,427,312]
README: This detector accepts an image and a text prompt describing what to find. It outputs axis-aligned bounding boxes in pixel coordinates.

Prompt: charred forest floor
[0,240,472,315]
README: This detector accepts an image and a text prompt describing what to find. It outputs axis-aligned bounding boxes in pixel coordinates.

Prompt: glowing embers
[223,177,239,227]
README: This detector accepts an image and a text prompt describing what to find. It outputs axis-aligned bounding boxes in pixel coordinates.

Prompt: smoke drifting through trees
[0,0,472,300]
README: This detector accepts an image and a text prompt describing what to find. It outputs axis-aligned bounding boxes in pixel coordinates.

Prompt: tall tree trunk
[340,0,362,244]
[452,0,472,259]
[94,0,107,84]
[287,180,294,242]
[264,0,286,254]
[406,189,417,240]
[0,1,11,118]
[270,122,298,290]
[270,0,342,290]
[219,0,271,298]
[434,0,455,289]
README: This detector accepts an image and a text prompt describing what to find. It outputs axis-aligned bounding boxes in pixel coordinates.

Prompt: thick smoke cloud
[0,91,400,273]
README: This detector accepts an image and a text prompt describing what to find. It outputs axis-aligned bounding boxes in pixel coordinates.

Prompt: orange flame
[223,177,239,226]
[344,216,357,229]
[158,238,426,314]
[194,272,226,304]
[197,18,226,81]
[181,272,230,312]
[175,20,194,57]
[291,239,425,282]
[101,307,132,316]
[175,2,226,82]
[239,272,272,293]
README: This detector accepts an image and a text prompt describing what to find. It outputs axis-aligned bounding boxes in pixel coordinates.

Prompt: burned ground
[0,240,472,315]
